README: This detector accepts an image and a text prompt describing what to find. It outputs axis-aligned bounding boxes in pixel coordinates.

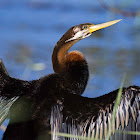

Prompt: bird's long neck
[52,39,89,95]
[52,40,78,73]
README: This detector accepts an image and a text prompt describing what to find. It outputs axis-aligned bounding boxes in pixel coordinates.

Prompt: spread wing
[0,59,34,99]
[0,59,19,131]
[0,59,32,133]
[51,86,140,140]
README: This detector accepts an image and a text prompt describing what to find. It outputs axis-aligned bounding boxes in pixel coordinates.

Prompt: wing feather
[51,86,140,140]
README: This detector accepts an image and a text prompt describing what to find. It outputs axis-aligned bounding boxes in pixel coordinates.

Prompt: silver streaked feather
[51,86,140,140]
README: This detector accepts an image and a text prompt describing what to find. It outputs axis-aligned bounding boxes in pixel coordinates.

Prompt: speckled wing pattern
[51,86,140,140]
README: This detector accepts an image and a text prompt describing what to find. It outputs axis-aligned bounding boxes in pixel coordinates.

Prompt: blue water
[0,0,140,138]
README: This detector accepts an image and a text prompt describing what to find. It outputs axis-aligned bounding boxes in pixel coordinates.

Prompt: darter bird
[0,19,139,140]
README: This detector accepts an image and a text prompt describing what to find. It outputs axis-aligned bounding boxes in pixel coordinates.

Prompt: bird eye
[83,25,87,29]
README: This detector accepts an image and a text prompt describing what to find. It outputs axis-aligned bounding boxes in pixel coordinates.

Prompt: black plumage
[0,21,140,140]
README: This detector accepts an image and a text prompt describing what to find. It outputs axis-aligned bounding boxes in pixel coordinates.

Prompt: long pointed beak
[89,19,122,33]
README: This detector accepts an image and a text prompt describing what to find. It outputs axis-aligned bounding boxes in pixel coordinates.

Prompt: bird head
[65,19,121,43]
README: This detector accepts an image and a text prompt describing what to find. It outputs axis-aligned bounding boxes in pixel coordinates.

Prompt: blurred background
[0,1,140,100]
[0,0,140,138]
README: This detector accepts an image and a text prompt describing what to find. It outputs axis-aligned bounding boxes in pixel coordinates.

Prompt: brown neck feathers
[52,40,78,73]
